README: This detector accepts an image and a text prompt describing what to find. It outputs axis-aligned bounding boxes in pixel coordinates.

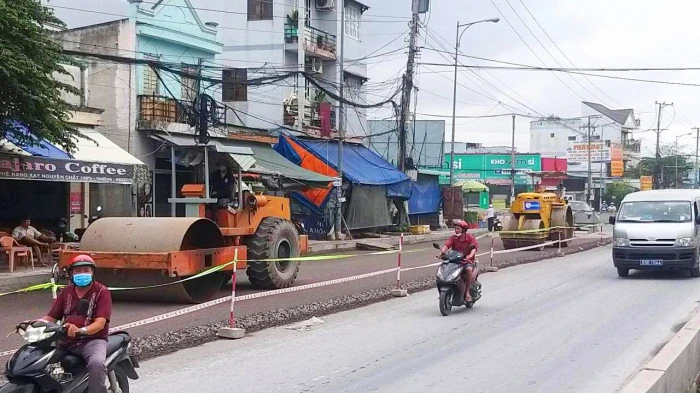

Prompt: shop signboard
[567,141,611,163]
[443,153,541,185]
[0,154,134,184]
[610,143,624,177]
[640,176,653,190]
[69,192,81,214]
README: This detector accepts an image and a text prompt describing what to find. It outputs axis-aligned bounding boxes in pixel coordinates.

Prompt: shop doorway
[0,179,68,232]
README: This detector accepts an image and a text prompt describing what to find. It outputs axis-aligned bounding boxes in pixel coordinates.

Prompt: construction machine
[58,151,313,303]
[500,185,574,251]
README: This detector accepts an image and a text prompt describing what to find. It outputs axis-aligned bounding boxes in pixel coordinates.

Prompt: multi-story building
[198,0,369,138]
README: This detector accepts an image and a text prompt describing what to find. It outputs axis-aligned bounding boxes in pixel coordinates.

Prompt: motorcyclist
[440,220,478,303]
[37,254,112,393]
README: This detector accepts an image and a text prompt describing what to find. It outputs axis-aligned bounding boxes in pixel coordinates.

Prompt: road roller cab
[500,191,574,250]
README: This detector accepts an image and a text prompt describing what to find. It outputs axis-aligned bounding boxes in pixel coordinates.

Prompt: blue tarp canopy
[290,138,412,198]
[408,174,441,215]
[3,121,71,159]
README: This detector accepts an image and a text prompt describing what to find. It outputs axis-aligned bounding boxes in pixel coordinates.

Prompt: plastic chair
[0,236,34,273]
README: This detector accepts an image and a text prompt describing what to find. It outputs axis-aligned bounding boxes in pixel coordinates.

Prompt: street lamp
[448,17,500,186]
[675,132,692,188]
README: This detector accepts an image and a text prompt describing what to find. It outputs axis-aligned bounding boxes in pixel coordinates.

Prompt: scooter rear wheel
[439,290,452,316]
[113,365,130,393]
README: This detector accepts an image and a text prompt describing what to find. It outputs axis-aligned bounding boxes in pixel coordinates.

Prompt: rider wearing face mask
[38,255,112,393]
[440,220,479,303]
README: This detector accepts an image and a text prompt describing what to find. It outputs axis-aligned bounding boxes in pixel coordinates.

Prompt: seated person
[12,216,55,266]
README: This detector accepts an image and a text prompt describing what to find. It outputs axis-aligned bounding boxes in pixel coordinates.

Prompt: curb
[619,308,700,393]
[308,229,487,254]
[0,272,52,293]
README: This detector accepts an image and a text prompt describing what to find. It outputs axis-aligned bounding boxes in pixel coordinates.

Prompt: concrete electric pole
[655,101,673,189]
[398,0,421,172]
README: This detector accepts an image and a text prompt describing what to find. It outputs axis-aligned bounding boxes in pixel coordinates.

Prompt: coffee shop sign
[0,155,133,184]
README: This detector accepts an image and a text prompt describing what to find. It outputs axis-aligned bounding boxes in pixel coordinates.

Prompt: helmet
[455,220,469,231]
[68,254,96,270]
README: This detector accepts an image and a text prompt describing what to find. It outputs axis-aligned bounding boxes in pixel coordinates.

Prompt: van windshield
[618,201,692,223]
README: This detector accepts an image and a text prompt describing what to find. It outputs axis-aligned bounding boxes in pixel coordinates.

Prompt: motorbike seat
[107,332,130,356]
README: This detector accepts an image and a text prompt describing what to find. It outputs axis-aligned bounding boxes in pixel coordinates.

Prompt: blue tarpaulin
[408,174,440,215]
[290,138,412,199]
[3,121,71,159]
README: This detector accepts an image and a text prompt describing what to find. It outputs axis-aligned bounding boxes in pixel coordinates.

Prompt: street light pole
[448,17,499,186]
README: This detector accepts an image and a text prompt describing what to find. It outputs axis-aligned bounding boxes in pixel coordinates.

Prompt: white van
[609,189,700,277]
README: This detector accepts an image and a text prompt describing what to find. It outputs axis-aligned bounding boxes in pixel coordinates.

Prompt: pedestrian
[486,204,496,232]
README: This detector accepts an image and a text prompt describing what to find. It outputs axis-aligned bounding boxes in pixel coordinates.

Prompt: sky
[45,0,700,158]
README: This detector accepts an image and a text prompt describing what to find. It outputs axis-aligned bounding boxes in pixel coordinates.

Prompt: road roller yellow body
[58,185,309,303]
[500,191,574,251]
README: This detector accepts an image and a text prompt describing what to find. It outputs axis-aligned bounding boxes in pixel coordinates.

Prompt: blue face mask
[72,273,93,287]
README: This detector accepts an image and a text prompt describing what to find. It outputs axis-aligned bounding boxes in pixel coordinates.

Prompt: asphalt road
[0,233,603,354]
[132,245,700,393]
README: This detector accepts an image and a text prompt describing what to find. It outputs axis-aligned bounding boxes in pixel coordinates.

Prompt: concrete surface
[308,229,487,254]
[0,267,51,293]
[132,246,700,393]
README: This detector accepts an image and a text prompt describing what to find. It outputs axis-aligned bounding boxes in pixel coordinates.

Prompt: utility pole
[398,0,421,172]
[297,0,306,133]
[586,117,593,205]
[694,127,700,189]
[335,1,346,239]
[655,101,673,189]
[510,114,516,203]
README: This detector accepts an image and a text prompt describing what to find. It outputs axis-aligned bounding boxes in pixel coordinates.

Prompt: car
[568,200,599,227]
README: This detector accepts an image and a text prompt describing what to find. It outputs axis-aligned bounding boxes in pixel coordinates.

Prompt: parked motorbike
[493,216,503,232]
[1,300,139,393]
[433,243,482,316]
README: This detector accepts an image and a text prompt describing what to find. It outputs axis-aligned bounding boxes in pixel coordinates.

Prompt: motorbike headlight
[436,267,445,280]
[676,237,697,247]
[446,268,462,281]
[614,237,629,247]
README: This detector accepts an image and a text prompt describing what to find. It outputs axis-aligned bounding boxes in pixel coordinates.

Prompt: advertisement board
[567,141,611,163]
[640,176,653,190]
[443,153,541,185]
[0,154,134,184]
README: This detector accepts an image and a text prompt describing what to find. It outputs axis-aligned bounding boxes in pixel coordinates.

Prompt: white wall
[529,118,582,157]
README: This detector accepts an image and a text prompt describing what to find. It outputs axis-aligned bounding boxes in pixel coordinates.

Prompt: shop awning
[3,121,71,159]
[276,135,411,198]
[455,179,489,193]
[72,128,144,165]
[149,131,255,170]
[232,140,334,190]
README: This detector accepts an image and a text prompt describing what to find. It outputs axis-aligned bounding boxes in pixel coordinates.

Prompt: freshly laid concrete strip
[0,269,51,293]
[308,229,487,254]
[620,308,700,393]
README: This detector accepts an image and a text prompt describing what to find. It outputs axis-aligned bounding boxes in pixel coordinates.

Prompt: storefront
[442,153,542,196]
[0,128,145,234]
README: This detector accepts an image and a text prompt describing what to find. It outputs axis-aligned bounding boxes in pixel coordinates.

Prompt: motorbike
[1,300,139,393]
[74,206,103,239]
[492,216,503,232]
[433,243,482,316]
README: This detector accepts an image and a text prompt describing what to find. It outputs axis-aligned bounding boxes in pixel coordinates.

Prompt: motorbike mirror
[96,206,102,213]
[77,299,90,316]
[432,243,441,249]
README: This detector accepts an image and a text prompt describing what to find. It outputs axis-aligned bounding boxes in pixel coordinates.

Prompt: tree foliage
[604,181,634,204]
[625,145,692,189]
[0,0,80,152]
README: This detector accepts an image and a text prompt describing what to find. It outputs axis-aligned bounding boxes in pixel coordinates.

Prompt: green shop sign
[441,153,541,185]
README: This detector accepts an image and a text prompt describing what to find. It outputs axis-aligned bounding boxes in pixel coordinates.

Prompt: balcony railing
[138,95,190,124]
[284,102,337,135]
[284,23,337,60]
[623,138,641,153]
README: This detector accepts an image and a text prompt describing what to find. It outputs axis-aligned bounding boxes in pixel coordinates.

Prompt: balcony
[284,23,337,61]
[284,101,337,137]
[138,95,191,125]
[623,138,641,154]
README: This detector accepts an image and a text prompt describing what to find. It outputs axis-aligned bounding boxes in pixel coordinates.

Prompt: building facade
[195,0,369,138]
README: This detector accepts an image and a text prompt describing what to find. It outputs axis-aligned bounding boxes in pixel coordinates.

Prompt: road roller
[57,184,309,303]
[500,190,574,251]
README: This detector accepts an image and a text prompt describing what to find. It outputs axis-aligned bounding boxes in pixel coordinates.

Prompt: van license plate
[640,259,663,266]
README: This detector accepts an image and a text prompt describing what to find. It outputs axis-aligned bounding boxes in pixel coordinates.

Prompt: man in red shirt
[440,220,479,303]
[39,255,112,393]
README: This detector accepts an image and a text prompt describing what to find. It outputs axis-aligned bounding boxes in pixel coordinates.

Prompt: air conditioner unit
[306,58,323,74]
[316,0,335,10]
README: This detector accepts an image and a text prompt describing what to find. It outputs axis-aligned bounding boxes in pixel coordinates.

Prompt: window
[247,0,273,21]
[181,66,197,103]
[345,3,360,40]
[142,57,159,95]
[549,133,555,138]
[222,68,248,102]
[344,74,362,103]
[568,136,576,141]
